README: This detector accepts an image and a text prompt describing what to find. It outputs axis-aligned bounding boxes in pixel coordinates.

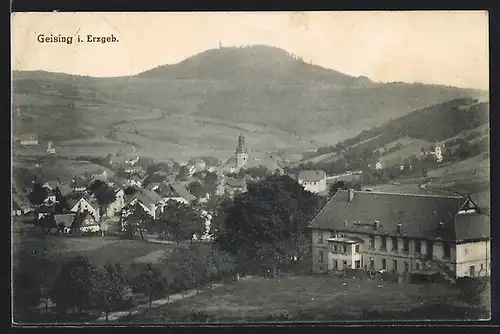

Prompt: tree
[97,262,130,321]
[38,214,57,234]
[176,165,190,181]
[215,175,324,278]
[122,202,152,240]
[28,182,48,206]
[88,181,116,217]
[129,264,169,308]
[187,181,206,198]
[13,268,42,311]
[50,256,102,314]
[158,200,205,244]
[55,189,70,213]
[245,166,270,179]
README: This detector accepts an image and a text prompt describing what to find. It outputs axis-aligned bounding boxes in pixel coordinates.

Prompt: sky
[11,11,489,89]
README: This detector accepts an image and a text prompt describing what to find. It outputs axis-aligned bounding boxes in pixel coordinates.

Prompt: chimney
[348,188,355,202]
[396,224,402,234]
[374,220,380,231]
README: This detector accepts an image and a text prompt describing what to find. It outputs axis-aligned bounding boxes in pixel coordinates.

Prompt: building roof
[54,213,77,228]
[155,182,195,202]
[226,177,247,188]
[126,188,163,208]
[72,212,98,229]
[309,190,489,242]
[19,134,38,141]
[68,194,99,211]
[298,170,327,182]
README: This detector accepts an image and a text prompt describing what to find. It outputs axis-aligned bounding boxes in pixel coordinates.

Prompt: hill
[303,98,489,165]
[12,45,485,162]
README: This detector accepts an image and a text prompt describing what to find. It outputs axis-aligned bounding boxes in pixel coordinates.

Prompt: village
[12,127,491,323]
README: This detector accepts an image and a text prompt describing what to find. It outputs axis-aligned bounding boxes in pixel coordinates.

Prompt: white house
[375,161,383,170]
[19,134,39,146]
[298,170,328,194]
[69,194,101,222]
[122,188,163,220]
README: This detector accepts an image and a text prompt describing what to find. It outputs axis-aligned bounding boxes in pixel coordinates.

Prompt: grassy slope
[12,46,483,162]
[123,275,489,322]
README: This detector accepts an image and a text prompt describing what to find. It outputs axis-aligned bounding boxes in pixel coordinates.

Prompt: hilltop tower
[235,135,248,169]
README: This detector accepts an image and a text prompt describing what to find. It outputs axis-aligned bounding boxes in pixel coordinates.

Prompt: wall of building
[311,228,476,276]
[455,241,490,277]
[300,179,327,194]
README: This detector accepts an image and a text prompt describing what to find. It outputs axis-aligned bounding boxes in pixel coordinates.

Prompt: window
[415,240,422,254]
[333,260,338,269]
[342,245,347,254]
[403,238,410,253]
[333,245,338,253]
[370,257,375,270]
[369,236,375,249]
[416,262,420,270]
[469,265,475,277]
[404,262,409,273]
[443,243,451,259]
[480,264,484,271]
[393,260,398,272]
[392,237,398,251]
[318,232,324,244]
[319,251,324,263]
[355,244,360,253]
[381,236,387,250]
[381,258,387,270]
[343,260,348,269]
[355,260,361,269]
[427,241,434,257]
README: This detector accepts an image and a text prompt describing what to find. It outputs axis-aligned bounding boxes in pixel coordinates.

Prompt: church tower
[235,135,248,169]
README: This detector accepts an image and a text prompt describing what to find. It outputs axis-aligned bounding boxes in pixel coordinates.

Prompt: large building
[309,189,490,279]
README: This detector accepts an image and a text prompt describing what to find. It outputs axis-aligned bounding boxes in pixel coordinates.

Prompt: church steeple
[235,134,248,169]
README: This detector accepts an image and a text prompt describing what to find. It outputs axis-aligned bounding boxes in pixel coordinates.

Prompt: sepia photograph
[11,11,490,325]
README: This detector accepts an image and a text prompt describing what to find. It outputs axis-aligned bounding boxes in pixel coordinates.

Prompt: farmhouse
[298,170,327,194]
[69,194,101,222]
[54,212,100,234]
[155,181,196,205]
[122,188,163,219]
[43,181,72,197]
[18,134,39,146]
[309,189,490,279]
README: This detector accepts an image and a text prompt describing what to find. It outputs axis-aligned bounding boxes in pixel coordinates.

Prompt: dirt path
[94,284,224,323]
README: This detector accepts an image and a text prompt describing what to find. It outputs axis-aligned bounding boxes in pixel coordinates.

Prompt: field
[377,138,432,166]
[12,221,174,272]
[122,275,489,323]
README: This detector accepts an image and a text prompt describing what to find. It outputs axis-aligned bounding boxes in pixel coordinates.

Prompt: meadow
[122,275,490,323]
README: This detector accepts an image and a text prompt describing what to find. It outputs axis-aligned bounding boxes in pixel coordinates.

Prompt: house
[12,201,22,216]
[36,205,56,219]
[298,170,327,194]
[54,212,101,234]
[69,194,100,222]
[421,144,444,163]
[72,212,101,234]
[104,188,126,218]
[19,134,39,146]
[309,189,490,279]
[126,175,143,187]
[375,161,383,170]
[122,188,163,219]
[187,158,207,175]
[155,182,196,205]
[43,181,73,197]
[225,177,247,196]
[71,177,89,193]
[46,141,56,155]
